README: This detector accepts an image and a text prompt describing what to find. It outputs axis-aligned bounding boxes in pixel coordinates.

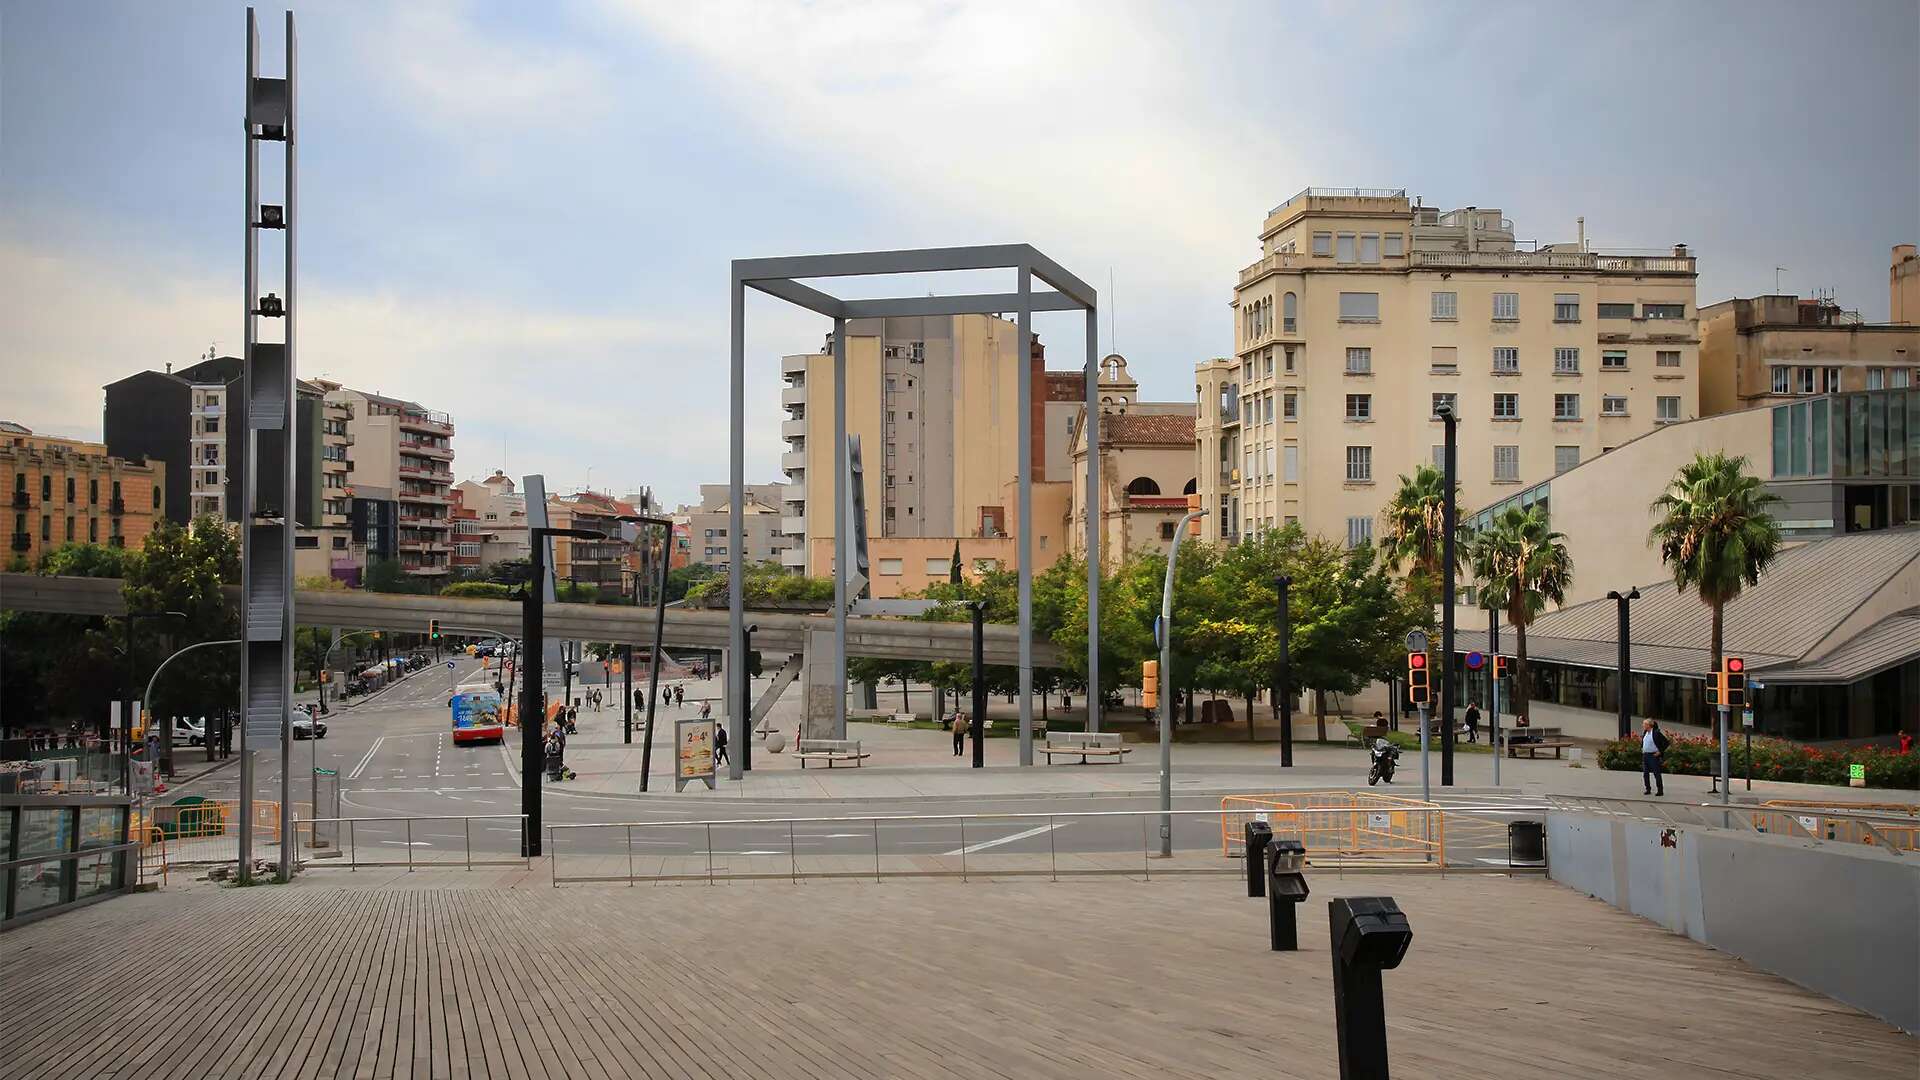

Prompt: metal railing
[297,814,529,870]
[3,795,135,928]
[1219,792,1446,864]
[1549,795,1915,854]
[543,805,1547,887]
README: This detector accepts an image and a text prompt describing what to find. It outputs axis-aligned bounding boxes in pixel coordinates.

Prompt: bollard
[1266,839,1309,950]
[1329,896,1413,1080]
[1245,820,1273,897]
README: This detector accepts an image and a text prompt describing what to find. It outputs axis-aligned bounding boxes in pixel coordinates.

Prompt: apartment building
[1698,247,1920,415]
[677,482,791,569]
[104,355,244,523]
[547,490,637,594]
[320,385,456,580]
[293,383,360,582]
[781,314,1071,584]
[453,472,529,569]
[3,423,164,566]
[1193,359,1241,543]
[1206,187,1699,548]
[1065,355,1200,561]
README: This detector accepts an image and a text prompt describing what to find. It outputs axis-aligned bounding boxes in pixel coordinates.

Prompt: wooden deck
[1,871,1911,1079]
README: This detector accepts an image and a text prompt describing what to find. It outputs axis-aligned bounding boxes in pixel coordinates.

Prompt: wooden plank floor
[2,872,1912,1079]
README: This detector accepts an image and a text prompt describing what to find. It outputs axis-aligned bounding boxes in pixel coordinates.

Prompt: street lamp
[1435,399,1459,787]
[521,525,605,857]
[623,515,675,791]
[1605,588,1641,740]
[124,609,187,783]
[1275,575,1293,768]
[740,623,758,771]
[1158,506,1207,857]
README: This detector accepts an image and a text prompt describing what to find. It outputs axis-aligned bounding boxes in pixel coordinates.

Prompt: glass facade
[1777,389,1920,481]
[2,799,131,926]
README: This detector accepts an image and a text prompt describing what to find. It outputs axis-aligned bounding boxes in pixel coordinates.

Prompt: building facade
[547,491,636,595]
[1192,358,1240,545]
[677,482,791,569]
[1220,188,1699,548]
[4,424,164,566]
[1698,250,1920,416]
[453,472,529,571]
[103,354,243,524]
[1065,356,1200,561]
[319,385,456,580]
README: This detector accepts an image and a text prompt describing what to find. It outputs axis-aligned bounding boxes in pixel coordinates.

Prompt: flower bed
[1597,734,1918,789]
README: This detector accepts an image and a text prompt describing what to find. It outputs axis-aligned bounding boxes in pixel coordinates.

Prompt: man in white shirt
[1641,718,1667,796]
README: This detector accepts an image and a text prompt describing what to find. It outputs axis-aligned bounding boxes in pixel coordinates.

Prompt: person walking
[1641,718,1669,796]
[1463,701,1481,744]
[674,684,685,709]
[951,711,969,756]
[712,718,729,767]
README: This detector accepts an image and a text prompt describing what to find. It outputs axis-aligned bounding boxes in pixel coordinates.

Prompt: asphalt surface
[159,660,1541,870]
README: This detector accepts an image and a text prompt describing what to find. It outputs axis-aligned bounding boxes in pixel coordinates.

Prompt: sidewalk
[533,675,1920,807]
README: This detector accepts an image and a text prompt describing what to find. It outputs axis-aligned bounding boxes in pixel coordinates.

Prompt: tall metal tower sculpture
[238,7,297,883]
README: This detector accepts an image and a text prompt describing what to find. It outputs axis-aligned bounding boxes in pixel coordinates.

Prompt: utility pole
[1276,575,1293,768]
[1488,607,1500,788]
[970,601,986,769]
[1438,401,1459,787]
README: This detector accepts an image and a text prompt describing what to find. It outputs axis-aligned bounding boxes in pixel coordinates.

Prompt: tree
[363,556,427,594]
[42,541,144,580]
[1466,505,1573,727]
[664,562,718,603]
[0,542,135,734]
[1380,464,1457,595]
[122,516,242,722]
[1648,451,1783,674]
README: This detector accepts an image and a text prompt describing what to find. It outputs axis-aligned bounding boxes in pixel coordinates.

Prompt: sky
[3,0,1916,510]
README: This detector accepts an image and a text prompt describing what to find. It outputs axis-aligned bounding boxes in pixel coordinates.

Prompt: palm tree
[1380,464,1455,589]
[1648,452,1783,674]
[1466,505,1573,727]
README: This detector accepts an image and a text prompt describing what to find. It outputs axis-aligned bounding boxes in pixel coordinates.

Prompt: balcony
[1236,250,1312,287]
[398,489,451,505]
[11,532,30,552]
[780,515,805,535]
[781,384,808,408]
[779,546,807,569]
[10,491,28,509]
[195,402,222,416]
[397,464,453,482]
[397,512,450,528]
[191,428,222,442]
[782,354,809,376]
[321,455,350,471]
[401,563,449,576]
[398,538,452,553]
[1220,402,1240,426]
[398,439,452,460]
[396,412,454,436]
[1408,250,1695,274]
[781,418,808,439]
[781,449,807,472]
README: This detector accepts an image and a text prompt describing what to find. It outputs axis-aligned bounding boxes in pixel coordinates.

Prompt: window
[1492,347,1519,374]
[1312,232,1331,256]
[1383,233,1404,258]
[1432,445,1446,468]
[294,535,319,549]
[1430,346,1458,373]
[1866,368,1884,390]
[1598,302,1634,319]
[1336,233,1356,263]
[1554,347,1581,374]
[1772,366,1790,394]
[1159,521,1177,540]
[1600,395,1628,417]
[1359,234,1380,264]
[1554,293,1580,322]
[1493,445,1520,482]
[1493,292,1519,321]
[1337,292,1379,321]
[1265,352,1275,378]
[1643,303,1685,320]
[1345,516,1374,548]
[1283,393,1297,420]
[1657,350,1682,368]
[1283,445,1298,482]
[40,475,51,500]
[1656,396,1682,423]
[1893,368,1912,388]
[89,519,97,542]
[203,471,217,487]
[1283,346,1296,373]
[1429,392,1459,419]
[1345,394,1372,421]
[1346,347,1372,374]
[65,477,74,502]
[1800,367,1817,394]
[1282,293,1297,333]
[1555,393,1583,420]
[65,517,74,541]
[1345,446,1372,483]
[41,515,50,540]
[204,418,218,433]
[1493,392,1519,419]
[1554,445,1580,474]
[1602,350,1629,370]
[1823,367,1842,393]
[876,558,904,576]
[1431,290,1457,321]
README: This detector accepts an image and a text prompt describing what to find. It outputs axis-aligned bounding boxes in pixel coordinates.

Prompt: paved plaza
[4,870,1913,1079]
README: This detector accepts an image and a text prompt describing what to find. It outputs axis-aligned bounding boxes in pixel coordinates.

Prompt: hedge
[1598,733,1918,789]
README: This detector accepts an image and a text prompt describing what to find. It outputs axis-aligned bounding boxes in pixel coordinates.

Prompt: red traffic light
[1408,653,1428,669]
[1726,657,1744,673]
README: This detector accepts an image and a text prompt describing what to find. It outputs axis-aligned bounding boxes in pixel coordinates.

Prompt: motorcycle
[1367,738,1400,786]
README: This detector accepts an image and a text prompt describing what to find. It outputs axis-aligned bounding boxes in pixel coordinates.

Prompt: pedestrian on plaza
[1641,718,1670,796]
[952,711,969,756]
[675,685,684,708]
[713,719,729,766]
[699,700,712,721]
[1464,701,1481,743]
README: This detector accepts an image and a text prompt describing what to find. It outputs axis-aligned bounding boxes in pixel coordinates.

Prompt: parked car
[174,717,206,746]
[291,707,328,740]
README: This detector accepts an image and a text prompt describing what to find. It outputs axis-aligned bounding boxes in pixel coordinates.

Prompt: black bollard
[1245,820,1273,897]
[1328,897,1413,1080]
[1266,839,1309,950]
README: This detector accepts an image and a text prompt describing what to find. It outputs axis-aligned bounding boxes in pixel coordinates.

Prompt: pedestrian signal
[1142,659,1160,711]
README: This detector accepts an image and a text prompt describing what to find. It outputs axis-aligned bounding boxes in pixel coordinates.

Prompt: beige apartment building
[1066,355,1200,561]
[784,314,1070,589]
[319,384,456,579]
[1698,247,1920,415]
[676,482,793,568]
[1201,187,1700,549]
[3,422,164,566]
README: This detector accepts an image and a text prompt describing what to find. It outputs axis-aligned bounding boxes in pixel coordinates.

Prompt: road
[159,659,1542,870]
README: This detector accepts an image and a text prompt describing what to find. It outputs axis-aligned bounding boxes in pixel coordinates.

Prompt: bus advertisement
[450,687,507,746]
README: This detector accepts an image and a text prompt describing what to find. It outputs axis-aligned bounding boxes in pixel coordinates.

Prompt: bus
[450,685,507,746]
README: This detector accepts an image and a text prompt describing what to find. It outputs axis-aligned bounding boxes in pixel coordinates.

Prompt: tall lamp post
[1605,588,1641,740]
[1275,575,1293,769]
[1158,507,1207,857]
[1435,400,1459,787]
[620,515,674,791]
[520,525,605,857]
[739,623,758,771]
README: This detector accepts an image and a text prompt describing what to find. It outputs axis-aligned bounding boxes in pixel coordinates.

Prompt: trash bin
[1508,820,1545,864]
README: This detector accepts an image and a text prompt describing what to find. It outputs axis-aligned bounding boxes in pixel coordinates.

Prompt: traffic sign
[1742,709,1755,729]
[446,660,456,669]
[1405,629,1429,654]
[1465,651,1485,670]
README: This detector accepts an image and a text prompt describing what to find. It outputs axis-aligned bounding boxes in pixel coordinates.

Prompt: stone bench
[1041,731,1131,765]
[796,738,870,768]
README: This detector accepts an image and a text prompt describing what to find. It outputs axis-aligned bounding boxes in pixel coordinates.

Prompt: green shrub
[1598,733,1917,789]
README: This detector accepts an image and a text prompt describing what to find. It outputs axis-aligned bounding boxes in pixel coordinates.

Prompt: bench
[1041,731,1132,765]
[796,738,870,768]
[888,713,914,725]
[1507,739,1575,759]
[1347,723,1389,747]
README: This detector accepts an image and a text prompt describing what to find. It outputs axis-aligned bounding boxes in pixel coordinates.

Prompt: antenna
[1108,267,1116,355]
[1774,267,1788,293]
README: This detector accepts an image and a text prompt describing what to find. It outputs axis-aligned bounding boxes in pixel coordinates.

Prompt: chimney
[1673,243,1690,258]
[1577,217,1586,252]
[165,362,172,374]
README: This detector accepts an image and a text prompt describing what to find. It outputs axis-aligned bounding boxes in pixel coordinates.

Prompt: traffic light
[1186,493,1203,537]
[1706,670,1722,707]
[1142,659,1160,711]
[429,619,441,642]
[1493,655,1509,680]
[1406,652,1429,705]
[1724,657,1746,708]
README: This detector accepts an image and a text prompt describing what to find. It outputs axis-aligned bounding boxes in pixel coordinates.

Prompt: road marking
[347,737,386,780]
[943,822,1063,856]
[379,841,433,847]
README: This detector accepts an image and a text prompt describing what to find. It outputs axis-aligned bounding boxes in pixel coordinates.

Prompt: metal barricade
[1219,792,1445,866]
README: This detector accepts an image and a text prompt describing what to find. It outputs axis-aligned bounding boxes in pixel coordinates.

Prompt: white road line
[943,822,1063,856]
[379,841,433,847]
[347,737,385,780]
